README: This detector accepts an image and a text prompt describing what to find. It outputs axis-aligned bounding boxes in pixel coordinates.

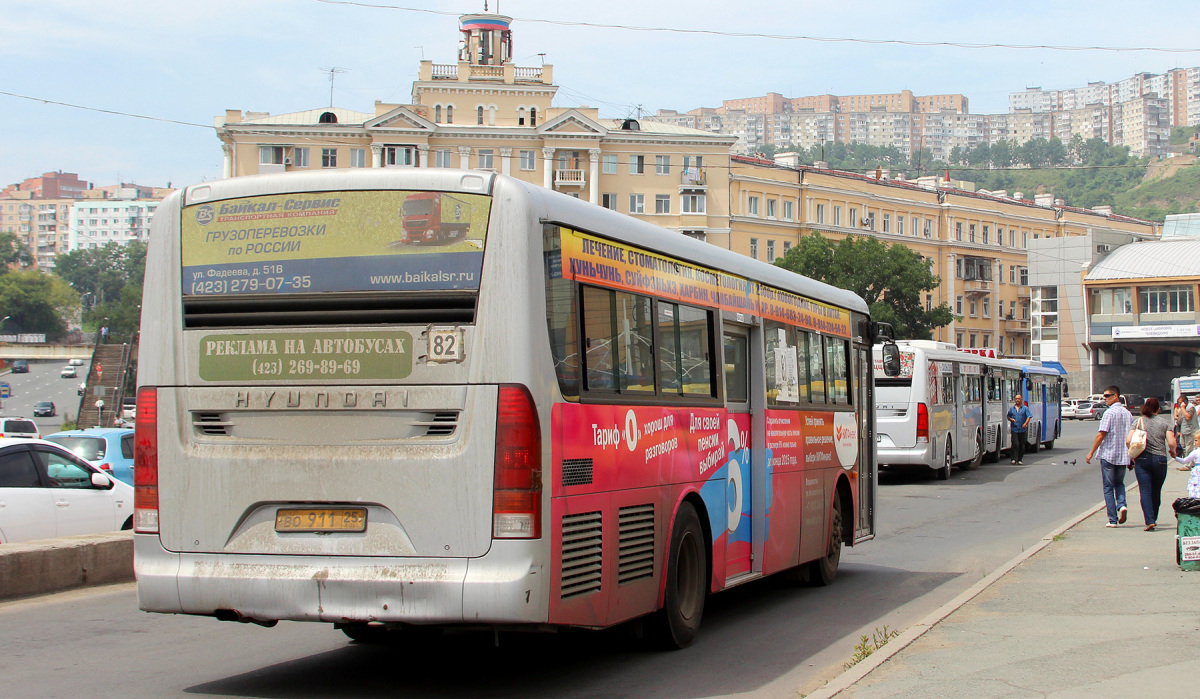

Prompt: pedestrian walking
[1086,385,1134,527]
[1179,395,1198,458]
[1007,393,1032,464]
[1175,432,1200,498]
[1128,398,1175,531]
[95,362,103,381]
[1173,395,1188,456]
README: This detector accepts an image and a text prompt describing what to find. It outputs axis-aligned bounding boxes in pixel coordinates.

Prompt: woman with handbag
[1127,398,1175,531]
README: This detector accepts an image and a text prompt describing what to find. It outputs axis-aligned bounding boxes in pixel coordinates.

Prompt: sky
[4,0,1200,190]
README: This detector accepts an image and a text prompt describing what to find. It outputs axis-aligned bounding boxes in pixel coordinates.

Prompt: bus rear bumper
[877,443,936,469]
[135,534,548,625]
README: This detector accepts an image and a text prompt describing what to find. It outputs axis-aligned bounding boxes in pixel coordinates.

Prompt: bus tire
[650,502,707,650]
[809,495,843,586]
[1044,438,1054,450]
[937,440,952,480]
[985,430,1000,463]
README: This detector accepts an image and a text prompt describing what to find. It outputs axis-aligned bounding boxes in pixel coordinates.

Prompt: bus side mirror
[1025,378,1033,391]
[881,342,901,377]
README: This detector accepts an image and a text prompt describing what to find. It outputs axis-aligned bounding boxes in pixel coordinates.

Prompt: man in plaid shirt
[1086,385,1133,527]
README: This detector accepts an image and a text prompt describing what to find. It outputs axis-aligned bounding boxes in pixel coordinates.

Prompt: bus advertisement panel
[180,190,490,295]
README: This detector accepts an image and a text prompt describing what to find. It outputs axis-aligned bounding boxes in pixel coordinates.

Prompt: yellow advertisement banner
[559,229,851,338]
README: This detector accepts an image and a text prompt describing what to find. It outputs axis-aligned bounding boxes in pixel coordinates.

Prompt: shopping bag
[1128,417,1148,460]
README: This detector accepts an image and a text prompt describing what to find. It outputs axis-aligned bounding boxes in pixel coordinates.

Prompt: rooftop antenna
[319,66,348,108]
[414,46,424,60]
[537,53,546,66]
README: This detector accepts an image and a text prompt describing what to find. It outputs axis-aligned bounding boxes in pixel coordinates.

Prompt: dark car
[10,359,28,374]
[33,401,56,417]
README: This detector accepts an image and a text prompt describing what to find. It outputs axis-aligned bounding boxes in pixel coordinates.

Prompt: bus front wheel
[651,502,707,650]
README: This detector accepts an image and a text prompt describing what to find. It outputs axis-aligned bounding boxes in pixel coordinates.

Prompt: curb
[803,484,1126,699]
[0,531,134,601]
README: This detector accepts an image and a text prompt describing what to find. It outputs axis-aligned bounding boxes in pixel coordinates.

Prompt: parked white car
[0,437,133,544]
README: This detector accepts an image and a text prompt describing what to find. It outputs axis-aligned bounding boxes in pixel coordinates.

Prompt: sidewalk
[817,463,1200,698]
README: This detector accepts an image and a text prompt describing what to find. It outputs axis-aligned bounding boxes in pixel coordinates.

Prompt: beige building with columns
[215,12,736,247]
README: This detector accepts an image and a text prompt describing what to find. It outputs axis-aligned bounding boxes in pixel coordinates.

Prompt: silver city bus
[134,169,897,648]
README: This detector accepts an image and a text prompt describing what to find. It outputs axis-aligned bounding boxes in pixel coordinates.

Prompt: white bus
[874,341,1018,479]
[133,169,898,648]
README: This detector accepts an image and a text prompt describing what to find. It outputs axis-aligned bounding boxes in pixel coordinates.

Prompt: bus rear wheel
[650,502,707,650]
[809,496,843,586]
[1028,425,1040,453]
[937,441,952,480]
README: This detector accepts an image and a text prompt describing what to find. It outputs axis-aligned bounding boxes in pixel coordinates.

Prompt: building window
[1010,301,1017,318]
[970,334,978,348]
[1018,266,1028,285]
[956,295,964,314]
[445,105,454,123]
[783,200,794,220]
[983,298,991,318]
[748,196,760,216]
[682,194,706,213]
[956,222,963,241]
[629,194,644,214]
[655,155,670,175]
[833,206,842,226]
[1089,287,1133,314]
[849,208,858,228]
[435,148,453,167]
[292,147,309,167]
[321,148,337,168]
[968,223,976,242]
[602,154,617,174]
[517,107,526,125]
[767,199,777,219]
[601,193,617,210]
[520,150,537,170]
[655,194,671,214]
[349,148,366,168]
[1140,285,1194,314]
[783,241,792,253]
[477,149,494,170]
[882,213,891,233]
[384,146,414,166]
[982,225,989,244]
[982,335,990,348]
[750,238,759,259]
[767,240,776,260]
[1022,231,1029,248]
[924,219,933,238]
[1022,302,1030,319]
[477,106,485,125]
[897,216,905,235]
[816,203,825,224]
[630,155,645,175]
[259,146,284,165]
[529,107,536,126]
[957,332,964,347]
[969,299,978,317]
[434,105,442,123]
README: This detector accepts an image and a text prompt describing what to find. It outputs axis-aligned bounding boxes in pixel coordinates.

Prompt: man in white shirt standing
[1086,386,1133,527]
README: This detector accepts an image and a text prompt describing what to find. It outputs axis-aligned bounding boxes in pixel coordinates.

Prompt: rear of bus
[134,170,555,629]
[873,346,934,469]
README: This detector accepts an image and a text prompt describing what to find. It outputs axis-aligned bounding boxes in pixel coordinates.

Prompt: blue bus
[1015,362,1064,451]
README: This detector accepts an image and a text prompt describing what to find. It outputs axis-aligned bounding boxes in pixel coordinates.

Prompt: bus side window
[676,304,712,396]
[723,333,749,404]
[658,302,682,394]
[615,292,654,393]
[807,332,827,404]
[825,337,850,405]
[942,375,954,405]
[542,225,579,399]
[581,286,617,391]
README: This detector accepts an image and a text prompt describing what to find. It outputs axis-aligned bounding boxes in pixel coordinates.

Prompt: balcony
[1005,316,1031,332]
[554,169,585,187]
[680,168,707,191]
[963,279,993,295]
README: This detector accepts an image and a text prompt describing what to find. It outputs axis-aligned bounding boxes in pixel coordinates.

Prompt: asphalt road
[0,420,1109,698]
[1,359,88,434]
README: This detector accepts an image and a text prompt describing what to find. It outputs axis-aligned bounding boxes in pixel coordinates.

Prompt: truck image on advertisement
[398,192,473,245]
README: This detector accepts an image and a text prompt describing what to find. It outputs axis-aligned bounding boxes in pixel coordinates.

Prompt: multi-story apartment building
[216,12,737,246]
[1,171,89,200]
[1113,95,1170,157]
[68,198,160,252]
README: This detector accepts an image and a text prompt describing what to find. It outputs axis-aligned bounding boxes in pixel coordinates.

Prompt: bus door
[722,324,755,580]
[953,364,968,462]
[853,344,875,541]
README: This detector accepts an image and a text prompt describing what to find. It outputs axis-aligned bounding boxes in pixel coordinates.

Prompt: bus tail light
[493,384,541,539]
[916,402,930,444]
[134,386,159,534]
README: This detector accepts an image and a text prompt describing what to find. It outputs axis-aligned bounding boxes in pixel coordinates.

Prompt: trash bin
[1173,498,1200,571]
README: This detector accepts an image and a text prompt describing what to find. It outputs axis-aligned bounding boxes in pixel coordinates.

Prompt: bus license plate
[275,508,367,533]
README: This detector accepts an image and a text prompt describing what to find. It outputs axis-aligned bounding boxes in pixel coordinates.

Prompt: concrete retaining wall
[0,531,134,600]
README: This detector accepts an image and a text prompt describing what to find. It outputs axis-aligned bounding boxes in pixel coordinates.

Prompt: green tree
[53,240,147,309]
[0,232,32,269]
[0,270,77,339]
[775,233,954,339]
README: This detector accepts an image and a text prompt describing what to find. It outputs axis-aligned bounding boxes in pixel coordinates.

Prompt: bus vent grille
[561,458,593,486]
[181,291,477,329]
[617,504,656,585]
[560,511,603,599]
[417,412,459,437]
[192,412,231,436]
[987,424,997,445]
